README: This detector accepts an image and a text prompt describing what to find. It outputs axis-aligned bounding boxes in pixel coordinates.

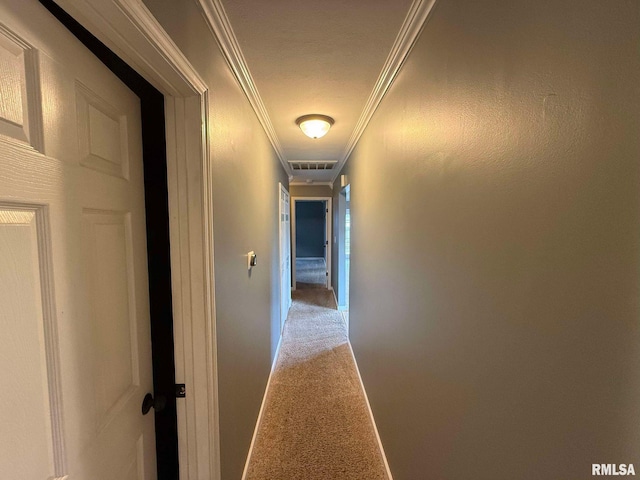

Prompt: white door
[0,1,156,479]
[279,183,291,330]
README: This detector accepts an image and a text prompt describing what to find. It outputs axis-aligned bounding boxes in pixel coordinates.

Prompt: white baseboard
[330,287,349,330]
[347,343,394,480]
[331,286,348,310]
[240,330,284,480]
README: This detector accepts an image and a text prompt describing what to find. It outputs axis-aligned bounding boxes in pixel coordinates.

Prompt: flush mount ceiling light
[296,114,334,139]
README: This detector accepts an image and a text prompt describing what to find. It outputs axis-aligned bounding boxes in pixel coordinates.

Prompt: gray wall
[336,1,640,479]
[141,1,288,478]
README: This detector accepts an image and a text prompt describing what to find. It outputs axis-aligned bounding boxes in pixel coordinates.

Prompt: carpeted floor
[296,257,327,289]
[244,289,389,480]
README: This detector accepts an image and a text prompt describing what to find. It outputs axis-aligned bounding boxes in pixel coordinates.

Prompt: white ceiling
[219,0,414,183]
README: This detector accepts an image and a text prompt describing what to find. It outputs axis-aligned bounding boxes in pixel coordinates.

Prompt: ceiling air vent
[289,161,337,171]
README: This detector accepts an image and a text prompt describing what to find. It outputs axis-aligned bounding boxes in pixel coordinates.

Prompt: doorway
[41,0,220,478]
[279,183,292,330]
[292,197,332,290]
[337,185,351,327]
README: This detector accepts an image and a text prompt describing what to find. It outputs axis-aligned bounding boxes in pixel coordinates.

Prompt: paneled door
[0,1,157,479]
[279,183,291,330]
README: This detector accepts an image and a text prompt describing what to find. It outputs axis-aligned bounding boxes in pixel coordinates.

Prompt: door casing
[337,184,351,312]
[37,0,181,474]
[279,183,291,331]
[51,1,221,478]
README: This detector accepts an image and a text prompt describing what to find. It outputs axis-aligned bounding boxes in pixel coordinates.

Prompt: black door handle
[141,393,166,415]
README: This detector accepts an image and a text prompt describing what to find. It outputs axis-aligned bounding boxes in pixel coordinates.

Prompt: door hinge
[175,384,186,398]
[326,272,328,276]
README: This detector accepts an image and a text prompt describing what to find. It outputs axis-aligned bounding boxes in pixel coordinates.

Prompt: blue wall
[296,201,325,257]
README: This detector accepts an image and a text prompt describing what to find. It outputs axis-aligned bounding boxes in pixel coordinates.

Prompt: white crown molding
[115,0,208,95]
[289,181,335,187]
[196,0,291,175]
[55,0,207,97]
[287,159,338,164]
[332,0,439,183]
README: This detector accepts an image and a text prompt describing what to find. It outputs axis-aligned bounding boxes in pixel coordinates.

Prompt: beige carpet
[244,289,389,480]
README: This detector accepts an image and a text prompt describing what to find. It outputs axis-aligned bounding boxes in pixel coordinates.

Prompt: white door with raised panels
[0,1,157,478]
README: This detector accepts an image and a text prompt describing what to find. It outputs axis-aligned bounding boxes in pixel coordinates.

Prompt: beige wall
[141,1,288,478]
[289,184,333,197]
[338,1,640,479]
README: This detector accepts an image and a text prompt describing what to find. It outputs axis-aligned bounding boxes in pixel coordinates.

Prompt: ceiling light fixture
[296,114,334,139]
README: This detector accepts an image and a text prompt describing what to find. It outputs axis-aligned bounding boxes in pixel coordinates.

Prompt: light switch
[248,251,257,270]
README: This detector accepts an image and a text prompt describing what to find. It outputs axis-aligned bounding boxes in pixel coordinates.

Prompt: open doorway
[337,185,350,327]
[292,197,332,290]
[279,183,292,330]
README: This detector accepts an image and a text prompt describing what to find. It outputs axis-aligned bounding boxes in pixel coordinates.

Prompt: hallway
[1,0,637,478]
[244,289,388,480]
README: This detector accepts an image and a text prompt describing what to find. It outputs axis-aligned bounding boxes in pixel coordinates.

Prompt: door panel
[0,206,56,479]
[83,210,139,430]
[0,23,42,149]
[0,1,156,478]
[76,81,130,180]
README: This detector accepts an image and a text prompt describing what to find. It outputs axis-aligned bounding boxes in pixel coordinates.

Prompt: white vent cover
[289,161,337,171]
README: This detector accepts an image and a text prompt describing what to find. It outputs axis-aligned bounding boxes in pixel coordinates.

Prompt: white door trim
[291,196,333,290]
[278,183,291,331]
[52,1,220,478]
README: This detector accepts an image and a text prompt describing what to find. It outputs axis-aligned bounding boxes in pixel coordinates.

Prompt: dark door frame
[38,1,179,477]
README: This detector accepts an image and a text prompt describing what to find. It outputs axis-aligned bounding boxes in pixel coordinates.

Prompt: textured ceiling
[220,0,414,182]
